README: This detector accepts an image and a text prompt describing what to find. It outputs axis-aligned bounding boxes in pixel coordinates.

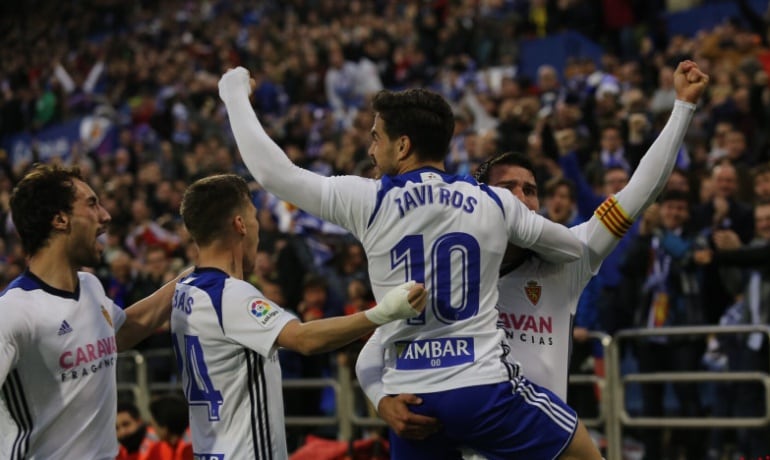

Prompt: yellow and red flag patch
[595,196,632,238]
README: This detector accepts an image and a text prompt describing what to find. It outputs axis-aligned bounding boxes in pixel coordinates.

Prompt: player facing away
[171,174,426,459]
[356,60,709,458]
[0,165,183,459]
[219,69,596,459]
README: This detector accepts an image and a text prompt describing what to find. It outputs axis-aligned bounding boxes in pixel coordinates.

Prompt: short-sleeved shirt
[0,270,126,459]
[170,268,295,459]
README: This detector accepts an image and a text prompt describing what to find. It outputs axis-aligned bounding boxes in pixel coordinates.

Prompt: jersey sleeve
[497,188,582,263]
[355,328,387,408]
[0,337,18,385]
[319,176,378,238]
[221,283,297,357]
[220,83,378,237]
[581,100,695,271]
[613,100,695,221]
[107,300,127,332]
[0,308,26,385]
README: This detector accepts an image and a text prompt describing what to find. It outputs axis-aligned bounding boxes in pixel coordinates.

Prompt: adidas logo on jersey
[58,320,73,336]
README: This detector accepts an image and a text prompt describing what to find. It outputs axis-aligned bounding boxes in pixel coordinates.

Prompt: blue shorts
[388,377,577,460]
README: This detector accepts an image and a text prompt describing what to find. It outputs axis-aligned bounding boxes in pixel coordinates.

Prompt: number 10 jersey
[319,168,546,395]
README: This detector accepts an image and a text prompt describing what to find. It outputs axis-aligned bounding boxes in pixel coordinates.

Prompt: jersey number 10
[391,232,481,324]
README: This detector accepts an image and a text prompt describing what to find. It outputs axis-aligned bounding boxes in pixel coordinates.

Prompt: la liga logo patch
[248,298,279,326]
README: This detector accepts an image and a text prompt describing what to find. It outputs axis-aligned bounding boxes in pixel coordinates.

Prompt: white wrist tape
[365,281,419,325]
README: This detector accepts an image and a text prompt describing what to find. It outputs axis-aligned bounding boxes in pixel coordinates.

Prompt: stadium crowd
[1,0,770,458]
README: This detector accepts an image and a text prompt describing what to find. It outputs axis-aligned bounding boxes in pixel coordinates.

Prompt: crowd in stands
[2,0,770,458]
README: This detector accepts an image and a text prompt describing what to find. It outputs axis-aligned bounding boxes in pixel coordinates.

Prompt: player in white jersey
[356,60,709,454]
[171,174,427,460]
[0,165,183,459]
[219,68,603,459]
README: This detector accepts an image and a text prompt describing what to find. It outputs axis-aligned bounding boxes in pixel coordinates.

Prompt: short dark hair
[544,177,576,201]
[149,395,189,436]
[752,162,770,180]
[659,189,690,204]
[10,164,83,256]
[302,273,328,291]
[371,88,454,163]
[473,152,535,184]
[181,174,251,246]
[117,401,141,420]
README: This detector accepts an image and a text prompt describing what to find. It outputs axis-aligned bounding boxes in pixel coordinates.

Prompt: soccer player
[0,165,183,459]
[357,60,709,454]
[171,174,426,459]
[219,69,593,459]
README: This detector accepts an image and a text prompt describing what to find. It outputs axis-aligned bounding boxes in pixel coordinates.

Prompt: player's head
[544,177,576,225]
[10,164,111,266]
[602,166,629,195]
[116,402,147,452]
[149,395,189,441]
[369,88,454,174]
[181,174,258,275]
[752,162,770,203]
[474,152,539,211]
[658,189,690,230]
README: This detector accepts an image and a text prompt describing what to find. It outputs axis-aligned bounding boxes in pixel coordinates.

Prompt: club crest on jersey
[248,298,279,326]
[524,280,542,305]
[100,305,113,327]
[420,171,441,181]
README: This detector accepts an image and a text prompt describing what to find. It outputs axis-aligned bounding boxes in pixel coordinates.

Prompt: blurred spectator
[105,250,137,308]
[542,176,579,226]
[692,161,755,324]
[125,199,181,261]
[752,162,770,203]
[707,200,770,459]
[116,402,157,460]
[620,190,706,460]
[322,241,369,312]
[147,395,193,460]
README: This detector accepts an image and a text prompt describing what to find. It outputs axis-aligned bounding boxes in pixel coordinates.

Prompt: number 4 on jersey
[172,334,224,421]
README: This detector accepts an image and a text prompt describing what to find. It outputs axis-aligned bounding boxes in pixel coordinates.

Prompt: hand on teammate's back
[365,281,427,325]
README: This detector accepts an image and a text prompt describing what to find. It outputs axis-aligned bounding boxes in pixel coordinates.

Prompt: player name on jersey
[393,184,478,218]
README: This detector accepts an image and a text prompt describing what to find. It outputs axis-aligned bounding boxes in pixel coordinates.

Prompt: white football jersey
[170,268,296,460]
[0,270,126,460]
[497,224,595,401]
[320,169,545,394]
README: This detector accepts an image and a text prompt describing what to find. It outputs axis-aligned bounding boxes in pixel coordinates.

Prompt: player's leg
[557,420,603,460]
[388,429,463,460]
[458,379,585,459]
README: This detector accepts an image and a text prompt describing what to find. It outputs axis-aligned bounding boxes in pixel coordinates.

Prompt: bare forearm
[292,312,377,355]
